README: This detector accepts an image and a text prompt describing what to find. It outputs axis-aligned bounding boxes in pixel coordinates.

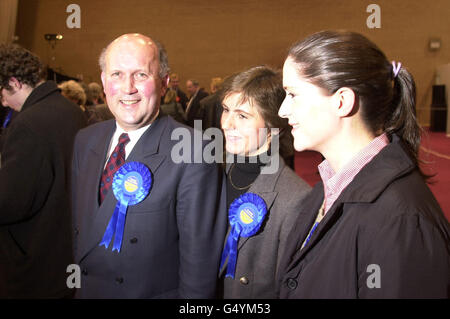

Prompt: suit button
[239,276,249,285]
[74,227,79,236]
[81,269,88,276]
[287,278,297,290]
[116,277,124,284]
[130,237,138,244]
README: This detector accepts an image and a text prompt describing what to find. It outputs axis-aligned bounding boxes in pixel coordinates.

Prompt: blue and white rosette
[220,193,267,278]
[99,161,152,252]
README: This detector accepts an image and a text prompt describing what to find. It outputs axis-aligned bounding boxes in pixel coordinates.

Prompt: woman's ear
[332,87,356,118]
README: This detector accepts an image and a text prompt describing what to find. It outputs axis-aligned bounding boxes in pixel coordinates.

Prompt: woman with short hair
[218,65,310,298]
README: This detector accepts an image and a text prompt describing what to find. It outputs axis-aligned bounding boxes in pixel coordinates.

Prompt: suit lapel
[283,178,367,275]
[219,156,286,276]
[126,115,168,174]
[292,199,344,266]
[281,183,323,274]
[77,121,116,261]
[79,116,169,260]
[91,122,116,206]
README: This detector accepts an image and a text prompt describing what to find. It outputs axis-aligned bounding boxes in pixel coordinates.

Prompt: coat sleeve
[175,159,228,298]
[357,212,450,298]
[0,122,53,225]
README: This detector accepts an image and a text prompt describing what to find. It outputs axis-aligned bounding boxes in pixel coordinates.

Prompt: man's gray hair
[98,37,170,79]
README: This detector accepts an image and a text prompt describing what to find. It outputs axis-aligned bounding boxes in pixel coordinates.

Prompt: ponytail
[385,66,422,167]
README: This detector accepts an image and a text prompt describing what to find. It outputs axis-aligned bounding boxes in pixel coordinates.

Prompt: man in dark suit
[86,103,114,125]
[0,44,86,298]
[200,77,223,131]
[72,33,227,298]
[185,79,209,128]
[167,73,188,111]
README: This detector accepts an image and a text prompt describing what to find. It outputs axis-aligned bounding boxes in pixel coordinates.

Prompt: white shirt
[104,122,151,166]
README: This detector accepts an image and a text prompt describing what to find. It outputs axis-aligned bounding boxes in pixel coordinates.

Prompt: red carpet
[419,130,450,222]
[294,131,450,222]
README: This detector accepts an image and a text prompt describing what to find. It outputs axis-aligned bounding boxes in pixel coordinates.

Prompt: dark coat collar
[21,81,59,112]
[331,134,414,205]
[284,135,417,273]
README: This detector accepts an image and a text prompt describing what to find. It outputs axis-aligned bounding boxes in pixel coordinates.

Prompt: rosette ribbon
[2,109,12,128]
[99,161,152,252]
[220,193,267,278]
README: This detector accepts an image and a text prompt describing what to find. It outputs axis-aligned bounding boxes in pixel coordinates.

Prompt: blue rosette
[220,193,267,278]
[99,161,152,252]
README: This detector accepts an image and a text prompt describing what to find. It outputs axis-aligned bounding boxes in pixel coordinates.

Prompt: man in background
[88,82,105,105]
[0,44,86,298]
[167,72,188,111]
[200,77,223,131]
[185,79,209,127]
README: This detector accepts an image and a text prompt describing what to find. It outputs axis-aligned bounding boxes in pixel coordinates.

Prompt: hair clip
[392,61,402,78]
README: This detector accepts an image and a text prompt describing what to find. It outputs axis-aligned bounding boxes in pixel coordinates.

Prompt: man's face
[169,76,179,89]
[1,80,25,111]
[101,35,167,131]
[186,80,197,96]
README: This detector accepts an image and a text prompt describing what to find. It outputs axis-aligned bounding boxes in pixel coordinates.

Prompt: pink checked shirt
[318,133,389,214]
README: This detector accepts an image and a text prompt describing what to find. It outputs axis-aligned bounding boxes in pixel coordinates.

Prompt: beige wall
[15,0,450,125]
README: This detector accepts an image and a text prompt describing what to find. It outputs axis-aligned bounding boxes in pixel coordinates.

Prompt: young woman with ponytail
[277,30,449,298]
